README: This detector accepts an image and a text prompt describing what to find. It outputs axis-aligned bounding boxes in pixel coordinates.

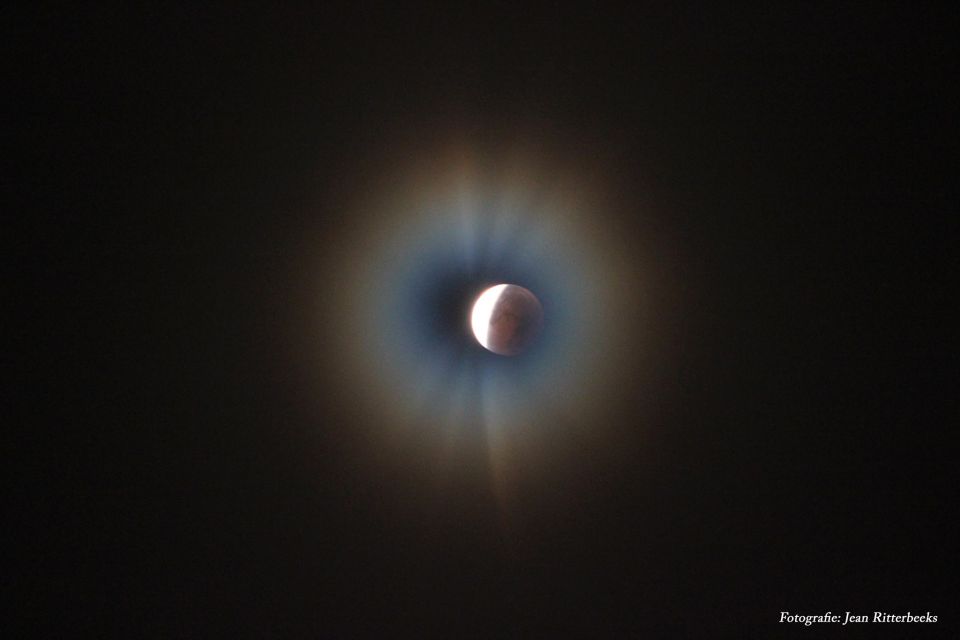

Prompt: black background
[8,3,957,636]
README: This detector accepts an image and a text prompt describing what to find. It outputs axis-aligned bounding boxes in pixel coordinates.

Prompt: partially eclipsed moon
[471,284,544,356]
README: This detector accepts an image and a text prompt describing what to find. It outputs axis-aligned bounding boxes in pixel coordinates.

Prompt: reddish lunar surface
[472,284,543,356]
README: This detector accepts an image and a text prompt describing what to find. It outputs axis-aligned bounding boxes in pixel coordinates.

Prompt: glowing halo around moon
[292,132,676,510]
[303,139,652,437]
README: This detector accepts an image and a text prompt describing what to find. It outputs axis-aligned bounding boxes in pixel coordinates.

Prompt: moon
[470,284,544,356]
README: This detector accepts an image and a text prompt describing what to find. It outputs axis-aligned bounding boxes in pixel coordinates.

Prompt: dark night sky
[8,3,957,636]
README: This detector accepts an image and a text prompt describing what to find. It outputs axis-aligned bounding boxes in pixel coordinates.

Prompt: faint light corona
[471,284,507,350]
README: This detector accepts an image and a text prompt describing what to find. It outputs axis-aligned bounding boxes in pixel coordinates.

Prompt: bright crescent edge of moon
[470,284,508,351]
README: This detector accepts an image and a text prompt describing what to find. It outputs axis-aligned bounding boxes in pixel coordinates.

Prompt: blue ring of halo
[366,197,589,426]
